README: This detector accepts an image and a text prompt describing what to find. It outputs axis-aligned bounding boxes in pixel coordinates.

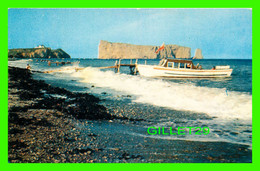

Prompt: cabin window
[174,62,178,68]
[167,62,174,68]
[180,63,185,68]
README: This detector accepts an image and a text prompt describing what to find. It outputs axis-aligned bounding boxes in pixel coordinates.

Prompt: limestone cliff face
[98,40,191,59]
[8,47,71,59]
[193,48,203,59]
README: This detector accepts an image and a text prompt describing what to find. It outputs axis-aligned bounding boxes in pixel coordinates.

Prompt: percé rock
[193,48,203,59]
[98,40,191,59]
[8,47,71,59]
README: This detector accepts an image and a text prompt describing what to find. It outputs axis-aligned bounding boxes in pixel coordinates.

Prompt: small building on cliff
[35,45,46,48]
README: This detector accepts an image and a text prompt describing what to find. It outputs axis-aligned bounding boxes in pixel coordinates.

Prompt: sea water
[8,58,252,148]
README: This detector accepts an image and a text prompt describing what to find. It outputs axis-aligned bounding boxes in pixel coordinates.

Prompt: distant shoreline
[8,47,71,59]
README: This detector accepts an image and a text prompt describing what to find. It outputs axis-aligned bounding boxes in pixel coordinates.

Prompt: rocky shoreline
[8,66,252,163]
[8,66,140,163]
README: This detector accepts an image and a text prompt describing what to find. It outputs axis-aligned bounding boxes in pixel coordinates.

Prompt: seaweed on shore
[8,66,115,120]
[7,67,149,163]
[8,66,144,121]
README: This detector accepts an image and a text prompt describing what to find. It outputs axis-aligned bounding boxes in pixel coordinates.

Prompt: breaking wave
[70,67,252,121]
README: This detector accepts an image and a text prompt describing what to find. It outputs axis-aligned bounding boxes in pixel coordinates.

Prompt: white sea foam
[8,59,32,68]
[70,67,252,121]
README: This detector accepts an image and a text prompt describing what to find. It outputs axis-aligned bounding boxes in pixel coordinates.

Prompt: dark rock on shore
[8,66,115,120]
[8,66,144,163]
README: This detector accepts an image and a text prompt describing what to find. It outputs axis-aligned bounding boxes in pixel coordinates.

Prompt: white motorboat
[136,59,233,78]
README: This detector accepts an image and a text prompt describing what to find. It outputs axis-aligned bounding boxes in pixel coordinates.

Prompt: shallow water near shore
[8,58,252,153]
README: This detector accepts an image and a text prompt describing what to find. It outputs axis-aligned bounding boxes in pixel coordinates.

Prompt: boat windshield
[159,59,164,66]
[159,59,167,66]
[160,59,195,69]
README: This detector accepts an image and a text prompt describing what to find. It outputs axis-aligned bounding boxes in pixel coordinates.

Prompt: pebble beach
[8,66,252,163]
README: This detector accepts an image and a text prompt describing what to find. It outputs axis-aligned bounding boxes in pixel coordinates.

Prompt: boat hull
[137,65,233,78]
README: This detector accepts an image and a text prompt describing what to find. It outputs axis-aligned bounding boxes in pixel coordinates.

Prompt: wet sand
[8,66,252,163]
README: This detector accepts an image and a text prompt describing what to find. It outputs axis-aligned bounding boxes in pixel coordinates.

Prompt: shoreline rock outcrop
[98,40,191,59]
[8,47,71,59]
[193,48,203,59]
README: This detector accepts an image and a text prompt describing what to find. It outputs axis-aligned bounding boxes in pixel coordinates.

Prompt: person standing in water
[26,64,31,70]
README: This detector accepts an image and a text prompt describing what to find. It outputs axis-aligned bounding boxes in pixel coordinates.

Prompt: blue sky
[8,8,252,59]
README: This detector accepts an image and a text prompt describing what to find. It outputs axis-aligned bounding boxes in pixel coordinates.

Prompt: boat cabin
[159,59,197,69]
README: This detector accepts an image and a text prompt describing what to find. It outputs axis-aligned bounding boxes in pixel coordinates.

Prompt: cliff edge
[8,47,71,59]
[98,40,191,59]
